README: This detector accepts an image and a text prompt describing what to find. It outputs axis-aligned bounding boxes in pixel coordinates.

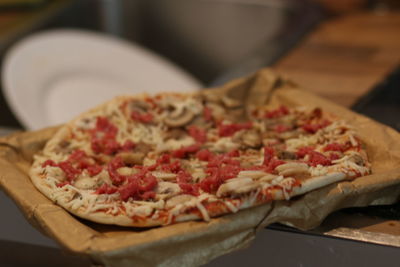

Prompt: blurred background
[1,0,393,129]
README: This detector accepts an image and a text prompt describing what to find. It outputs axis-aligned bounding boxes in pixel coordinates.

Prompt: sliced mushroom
[74,177,97,190]
[59,140,70,148]
[135,142,152,154]
[238,170,267,179]
[130,100,150,112]
[241,129,262,148]
[275,162,309,177]
[165,194,196,209]
[118,151,146,165]
[94,154,112,164]
[191,170,207,182]
[54,140,73,154]
[277,150,297,160]
[45,166,65,181]
[163,128,188,140]
[349,154,365,166]
[216,177,259,197]
[164,106,195,127]
[96,170,112,185]
[129,205,154,217]
[152,172,177,181]
[117,167,138,176]
[259,174,279,183]
[278,130,301,140]
[156,181,181,195]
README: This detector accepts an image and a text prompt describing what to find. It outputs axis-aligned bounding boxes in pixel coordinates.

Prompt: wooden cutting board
[275,11,400,107]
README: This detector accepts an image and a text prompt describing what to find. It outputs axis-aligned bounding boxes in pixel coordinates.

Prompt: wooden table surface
[275,10,400,107]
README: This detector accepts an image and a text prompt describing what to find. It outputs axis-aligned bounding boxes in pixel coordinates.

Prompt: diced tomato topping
[187,125,207,143]
[323,142,347,152]
[177,171,199,196]
[160,160,181,173]
[266,158,285,173]
[146,163,160,171]
[179,183,200,196]
[118,171,158,201]
[198,150,242,193]
[265,105,289,119]
[196,149,214,161]
[274,124,291,133]
[329,153,340,161]
[58,161,81,181]
[199,169,222,193]
[42,159,57,168]
[219,164,241,180]
[90,117,120,154]
[157,154,171,164]
[87,164,103,176]
[200,164,241,193]
[94,116,118,137]
[296,146,315,158]
[95,183,118,194]
[172,143,201,158]
[138,173,158,192]
[68,149,87,162]
[91,138,103,154]
[103,139,121,155]
[263,147,275,166]
[203,106,213,121]
[176,170,190,183]
[226,149,240,157]
[118,179,139,201]
[207,154,240,168]
[262,146,285,173]
[295,146,331,166]
[308,151,331,167]
[131,111,153,123]
[302,119,331,134]
[121,140,135,151]
[76,160,91,170]
[107,156,125,185]
[218,122,253,137]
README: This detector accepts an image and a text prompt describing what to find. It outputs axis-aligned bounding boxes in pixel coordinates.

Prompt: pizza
[29,90,371,227]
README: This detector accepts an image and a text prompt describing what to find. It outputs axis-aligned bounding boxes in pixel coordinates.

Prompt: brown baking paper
[1,68,400,267]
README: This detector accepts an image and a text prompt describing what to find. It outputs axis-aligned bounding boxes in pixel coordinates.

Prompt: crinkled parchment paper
[1,69,400,267]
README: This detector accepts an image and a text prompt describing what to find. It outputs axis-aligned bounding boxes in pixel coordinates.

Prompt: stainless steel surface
[0,190,57,248]
[326,228,400,247]
[206,228,399,267]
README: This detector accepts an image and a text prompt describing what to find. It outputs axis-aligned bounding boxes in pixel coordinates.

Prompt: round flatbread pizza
[29,90,371,227]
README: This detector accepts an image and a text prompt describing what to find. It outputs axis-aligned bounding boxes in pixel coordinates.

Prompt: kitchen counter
[275,10,400,107]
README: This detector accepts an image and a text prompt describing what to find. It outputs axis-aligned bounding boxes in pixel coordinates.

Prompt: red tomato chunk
[131,111,153,123]
[218,122,252,137]
[265,105,289,119]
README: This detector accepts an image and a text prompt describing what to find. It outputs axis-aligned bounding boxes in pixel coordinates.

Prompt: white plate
[2,29,202,130]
